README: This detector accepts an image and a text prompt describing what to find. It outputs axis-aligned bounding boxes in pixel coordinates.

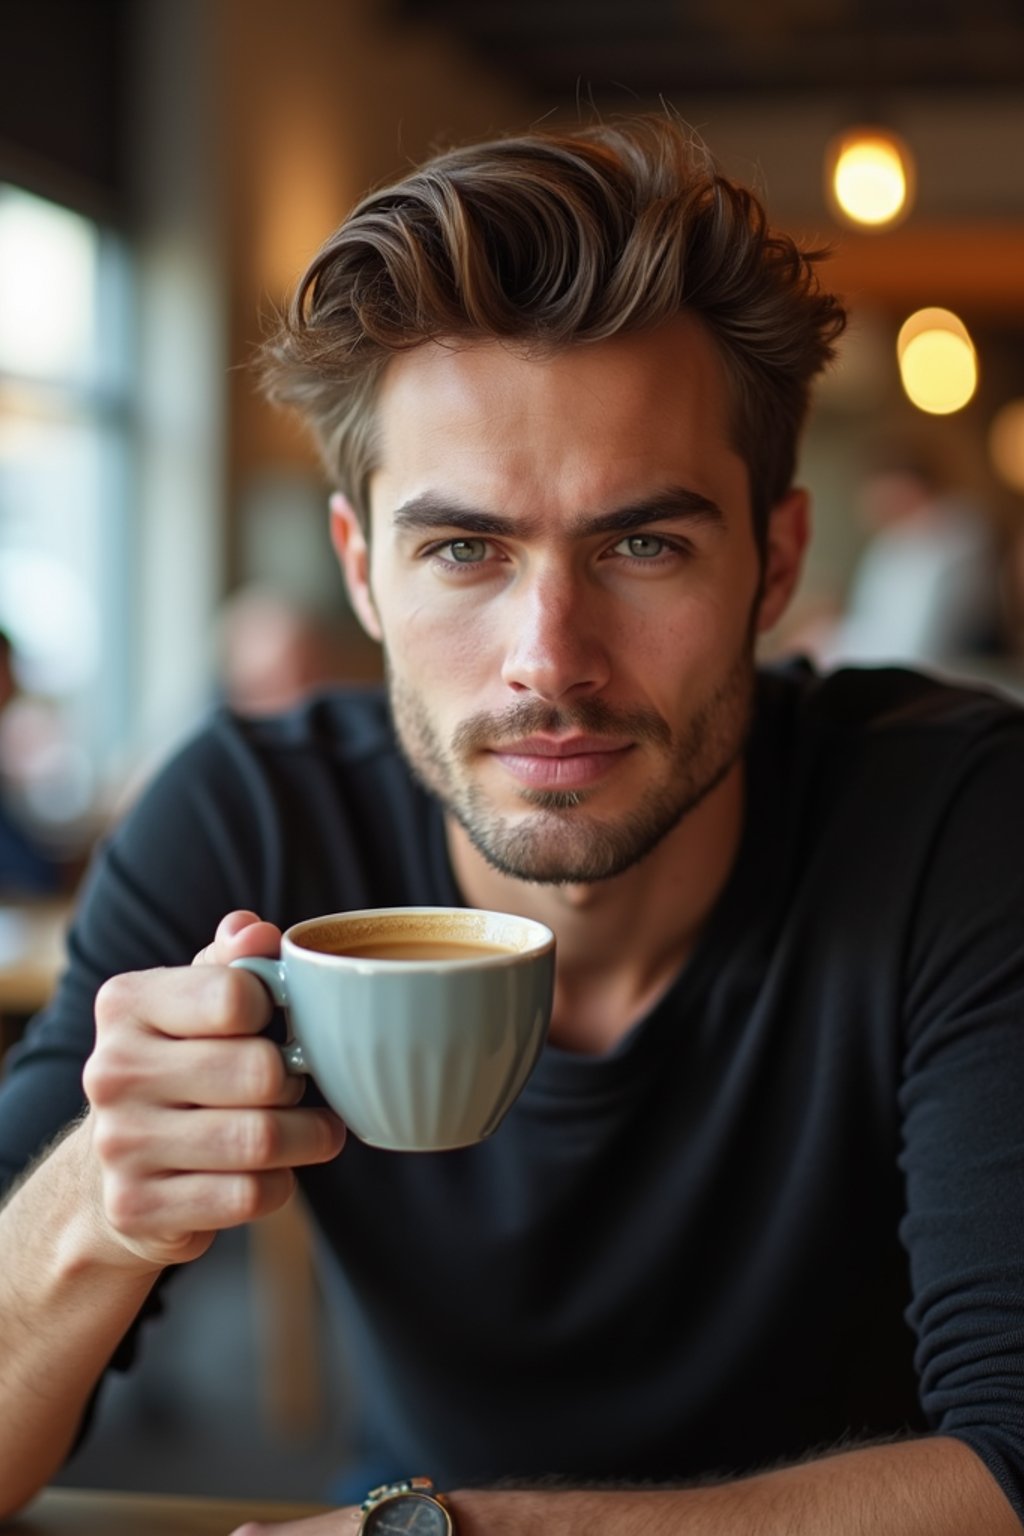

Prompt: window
[0,185,135,838]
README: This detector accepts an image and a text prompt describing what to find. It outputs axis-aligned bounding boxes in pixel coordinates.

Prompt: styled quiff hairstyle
[261,115,846,546]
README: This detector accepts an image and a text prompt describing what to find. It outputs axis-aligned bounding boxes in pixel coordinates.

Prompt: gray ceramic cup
[231,906,555,1152]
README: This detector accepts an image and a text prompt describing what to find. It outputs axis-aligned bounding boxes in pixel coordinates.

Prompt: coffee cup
[231,906,555,1152]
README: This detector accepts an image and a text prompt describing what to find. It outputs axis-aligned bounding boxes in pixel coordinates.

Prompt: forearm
[450,1437,1022,1536]
[0,1117,162,1517]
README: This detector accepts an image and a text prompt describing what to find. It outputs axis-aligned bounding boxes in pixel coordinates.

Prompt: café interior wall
[215,0,529,614]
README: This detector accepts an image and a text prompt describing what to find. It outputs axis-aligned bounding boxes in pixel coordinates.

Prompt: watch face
[364,1491,450,1535]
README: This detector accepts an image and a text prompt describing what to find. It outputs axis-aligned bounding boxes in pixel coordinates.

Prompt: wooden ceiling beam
[819,225,1024,317]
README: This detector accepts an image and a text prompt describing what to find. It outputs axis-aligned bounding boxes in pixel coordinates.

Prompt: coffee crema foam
[314,937,518,961]
[291,911,542,961]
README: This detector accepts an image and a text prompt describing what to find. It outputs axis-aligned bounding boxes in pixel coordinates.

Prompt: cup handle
[229,956,309,1078]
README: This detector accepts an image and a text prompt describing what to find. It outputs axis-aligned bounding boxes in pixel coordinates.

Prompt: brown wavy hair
[260,115,846,547]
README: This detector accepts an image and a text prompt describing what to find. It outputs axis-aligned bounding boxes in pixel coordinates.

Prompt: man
[1,117,1022,1535]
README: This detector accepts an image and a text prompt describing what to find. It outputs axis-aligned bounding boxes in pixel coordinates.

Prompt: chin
[460,808,668,886]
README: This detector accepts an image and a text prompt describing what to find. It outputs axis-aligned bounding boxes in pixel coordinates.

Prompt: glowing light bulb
[827,128,914,229]
[896,308,977,415]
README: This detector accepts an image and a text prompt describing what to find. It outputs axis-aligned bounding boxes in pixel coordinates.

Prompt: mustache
[451,697,672,754]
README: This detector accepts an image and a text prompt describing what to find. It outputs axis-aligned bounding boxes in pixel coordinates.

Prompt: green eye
[618,534,666,559]
[448,539,489,563]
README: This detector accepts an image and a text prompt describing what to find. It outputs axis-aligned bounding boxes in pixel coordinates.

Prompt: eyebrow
[390,486,726,539]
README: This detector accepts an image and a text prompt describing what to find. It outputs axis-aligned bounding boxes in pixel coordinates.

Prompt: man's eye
[615,534,668,559]
[445,538,489,563]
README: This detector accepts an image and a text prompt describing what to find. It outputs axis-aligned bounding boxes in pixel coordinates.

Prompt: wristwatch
[358,1477,455,1534]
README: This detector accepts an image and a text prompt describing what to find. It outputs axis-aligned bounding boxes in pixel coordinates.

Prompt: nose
[500,564,612,702]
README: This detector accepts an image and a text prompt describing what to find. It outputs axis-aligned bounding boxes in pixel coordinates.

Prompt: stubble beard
[386,644,757,886]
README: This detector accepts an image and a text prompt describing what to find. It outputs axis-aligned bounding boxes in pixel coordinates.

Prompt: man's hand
[82,909,346,1270]
[0,909,347,1516]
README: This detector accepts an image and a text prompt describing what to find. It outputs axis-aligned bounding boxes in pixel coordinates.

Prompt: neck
[446,759,747,1052]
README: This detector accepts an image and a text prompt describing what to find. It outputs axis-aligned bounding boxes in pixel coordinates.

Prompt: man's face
[335,316,805,884]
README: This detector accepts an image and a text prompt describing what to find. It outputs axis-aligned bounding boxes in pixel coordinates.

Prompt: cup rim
[283,905,555,969]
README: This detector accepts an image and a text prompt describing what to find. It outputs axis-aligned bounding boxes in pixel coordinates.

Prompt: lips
[489,735,634,790]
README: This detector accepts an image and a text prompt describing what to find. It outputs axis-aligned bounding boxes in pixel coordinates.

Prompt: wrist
[446,1489,602,1536]
[442,1487,691,1536]
[447,1490,538,1536]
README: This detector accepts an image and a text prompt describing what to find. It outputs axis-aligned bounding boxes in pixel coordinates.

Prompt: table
[1,1487,331,1535]
[0,898,71,1016]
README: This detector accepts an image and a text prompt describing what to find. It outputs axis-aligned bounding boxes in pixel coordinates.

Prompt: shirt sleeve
[898,719,1024,1521]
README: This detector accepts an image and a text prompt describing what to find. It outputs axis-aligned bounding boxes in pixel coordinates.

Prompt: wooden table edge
[2,1486,334,1534]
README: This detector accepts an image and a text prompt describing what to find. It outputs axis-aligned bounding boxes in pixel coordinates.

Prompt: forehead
[369,315,748,520]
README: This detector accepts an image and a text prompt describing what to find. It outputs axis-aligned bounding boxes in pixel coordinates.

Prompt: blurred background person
[108,586,359,820]
[214,584,351,716]
[804,452,1003,671]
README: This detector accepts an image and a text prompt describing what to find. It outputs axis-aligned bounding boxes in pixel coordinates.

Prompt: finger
[98,1105,347,1175]
[193,910,283,968]
[112,1035,306,1110]
[104,1167,301,1239]
[94,964,275,1043]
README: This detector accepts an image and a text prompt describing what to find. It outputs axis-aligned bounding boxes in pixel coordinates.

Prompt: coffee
[292,914,529,963]
[324,938,520,962]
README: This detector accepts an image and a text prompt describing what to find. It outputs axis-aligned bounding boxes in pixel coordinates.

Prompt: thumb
[192,909,283,967]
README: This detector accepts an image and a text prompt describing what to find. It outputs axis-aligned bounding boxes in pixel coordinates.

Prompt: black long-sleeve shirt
[3,662,1024,1515]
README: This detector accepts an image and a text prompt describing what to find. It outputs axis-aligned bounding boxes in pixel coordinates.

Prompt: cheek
[666,552,760,653]
[383,592,496,692]
[630,586,750,672]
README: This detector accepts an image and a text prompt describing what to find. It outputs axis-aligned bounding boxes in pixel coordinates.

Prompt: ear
[329,494,383,642]
[755,487,810,635]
